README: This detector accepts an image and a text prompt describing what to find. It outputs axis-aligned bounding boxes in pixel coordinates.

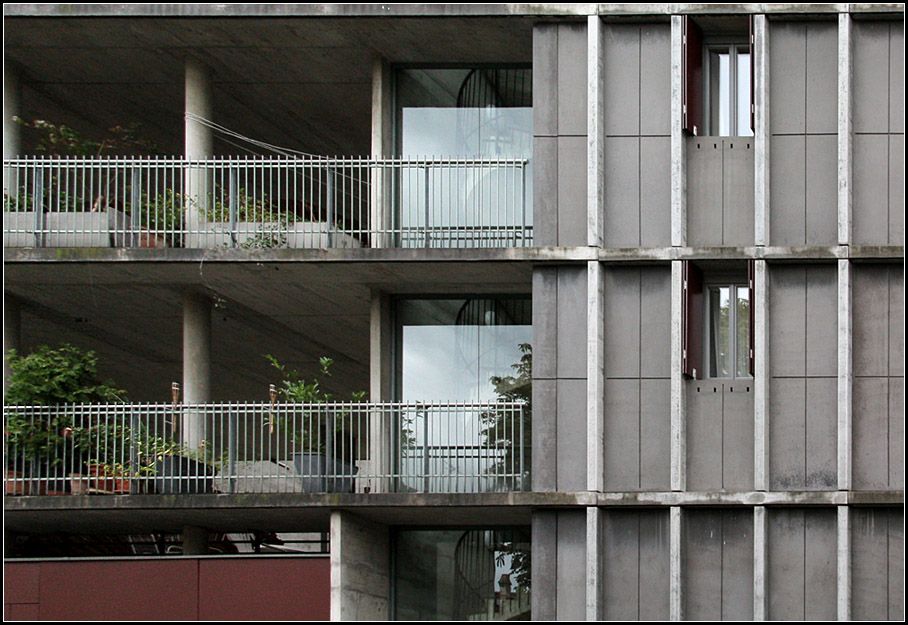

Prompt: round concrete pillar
[182,292,211,404]
[184,57,214,158]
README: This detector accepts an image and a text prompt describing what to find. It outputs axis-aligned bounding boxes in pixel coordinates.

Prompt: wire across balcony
[3,401,529,496]
[2,156,532,249]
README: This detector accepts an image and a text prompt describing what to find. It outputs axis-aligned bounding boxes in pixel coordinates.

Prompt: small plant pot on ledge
[293,452,358,494]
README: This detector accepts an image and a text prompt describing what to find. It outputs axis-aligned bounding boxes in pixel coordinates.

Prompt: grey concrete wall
[531,510,587,621]
[602,23,672,248]
[768,264,838,490]
[852,263,904,491]
[534,22,589,247]
[686,380,754,491]
[852,19,904,246]
[767,508,838,620]
[533,266,588,492]
[687,138,755,247]
[850,507,905,621]
[330,511,390,621]
[602,265,671,491]
[601,509,670,620]
[682,508,754,620]
[769,21,839,246]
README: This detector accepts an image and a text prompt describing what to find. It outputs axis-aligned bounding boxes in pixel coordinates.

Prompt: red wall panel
[4,557,329,621]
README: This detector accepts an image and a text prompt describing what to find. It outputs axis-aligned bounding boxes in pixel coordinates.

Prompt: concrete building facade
[3,3,904,621]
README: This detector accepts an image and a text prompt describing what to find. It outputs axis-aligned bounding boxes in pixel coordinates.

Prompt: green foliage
[480,343,532,489]
[13,117,159,156]
[5,344,127,406]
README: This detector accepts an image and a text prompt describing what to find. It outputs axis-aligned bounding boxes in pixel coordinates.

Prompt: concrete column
[753,260,770,491]
[837,506,851,620]
[754,15,770,246]
[182,525,209,555]
[185,57,214,247]
[585,507,603,620]
[670,16,687,248]
[370,58,393,248]
[182,292,211,449]
[586,261,604,493]
[587,15,604,248]
[3,64,22,159]
[837,13,853,246]
[670,261,686,492]
[368,290,393,493]
[669,506,683,621]
[4,296,22,392]
[837,259,852,490]
[331,510,390,621]
[753,505,768,620]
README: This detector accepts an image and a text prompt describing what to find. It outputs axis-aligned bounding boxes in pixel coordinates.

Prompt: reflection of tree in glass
[479,343,531,490]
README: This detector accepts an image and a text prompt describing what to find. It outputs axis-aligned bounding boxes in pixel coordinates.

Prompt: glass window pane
[735,285,751,378]
[709,286,731,377]
[717,51,730,136]
[736,51,753,137]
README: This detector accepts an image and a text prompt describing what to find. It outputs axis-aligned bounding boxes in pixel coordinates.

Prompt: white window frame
[703,43,753,137]
[703,277,752,380]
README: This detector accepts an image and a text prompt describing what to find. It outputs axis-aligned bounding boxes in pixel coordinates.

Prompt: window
[683,261,754,379]
[682,15,755,137]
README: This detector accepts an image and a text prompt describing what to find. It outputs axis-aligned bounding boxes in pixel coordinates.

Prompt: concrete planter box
[186,221,361,249]
[3,211,37,247]
[43,210,131,248]
[293,452,358,493]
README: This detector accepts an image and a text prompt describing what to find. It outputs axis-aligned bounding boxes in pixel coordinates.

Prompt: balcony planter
[292,452,358,493]
[186,221,361,249]
[3,211,36,246]
[43,210,130,247]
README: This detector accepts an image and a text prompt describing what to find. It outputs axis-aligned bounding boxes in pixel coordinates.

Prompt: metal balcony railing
[2,156,532,249]
[4,401,529,496]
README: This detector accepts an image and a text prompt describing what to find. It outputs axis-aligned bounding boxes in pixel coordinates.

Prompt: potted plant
[4,344,127,495]
[266,355,365,493]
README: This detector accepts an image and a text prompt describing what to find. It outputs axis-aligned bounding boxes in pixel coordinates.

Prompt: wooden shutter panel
[682,16,704,136]
[682,260,704,379]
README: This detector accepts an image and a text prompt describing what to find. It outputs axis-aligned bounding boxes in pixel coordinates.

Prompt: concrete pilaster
[837,13,852,246]
[753,260,770,491]
[670,15,687,247]
[754,15,770,246]
[587,14,604,248]
[753,505,768,620]
[3,64,21,160]
[3,296,22,392]
[331,510,390,621]
[837,259,852,491]
[670,261,686,492]
[585,507,603,621]
[837,506,851,620]
[586,261,604,493]
[669,506,683,621]
[370,58,393,248]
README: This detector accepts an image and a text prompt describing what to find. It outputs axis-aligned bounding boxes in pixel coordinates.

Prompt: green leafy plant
[13,117,159,156]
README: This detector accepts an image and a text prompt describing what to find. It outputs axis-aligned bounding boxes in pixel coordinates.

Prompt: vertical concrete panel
[770,265,807,378]
[687,138,724,246]
[769,135,807,246]
[888,509,905,620]
[723,382,755,490]
[639,24,671,137]
[556,267,588,379]
[769,22,807,135]
[602,511,642,619]
[890,23,904,133]
[531,512,558,621]
[851,508,894,620]
[805,134,838,245]
[532,378,557,492]
[603,135,640,247]
[805,376,838,489]
[639,266,671,378]
[853,265,889,377]
[533,268,558,380]
[557,135,589,246]
[686,380,723,491]
[603,24,640,136]
[768,509,807,620]
[889,378,904,490]
[803,510,838,621]
[638,510,671,620]
[890,134,904,245]
[640,378,671,490]
[853,21,891,134]
[723,139,755,247]
[556,512,588,621]
[888,267,903,376]
[603,378,640,490]
[639,136,672,247]
[721,509,755,620]
[557,23,588,137]
[533,25,559,137]
[557,378,587,492]
[806,265,838,376]
[853,133,890,246]
[769,377,807,489]
[852,376,890,490]
[805,22,838,134]
[684,510,723,621]
[603,266,640,378]
[533,136,559,247]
